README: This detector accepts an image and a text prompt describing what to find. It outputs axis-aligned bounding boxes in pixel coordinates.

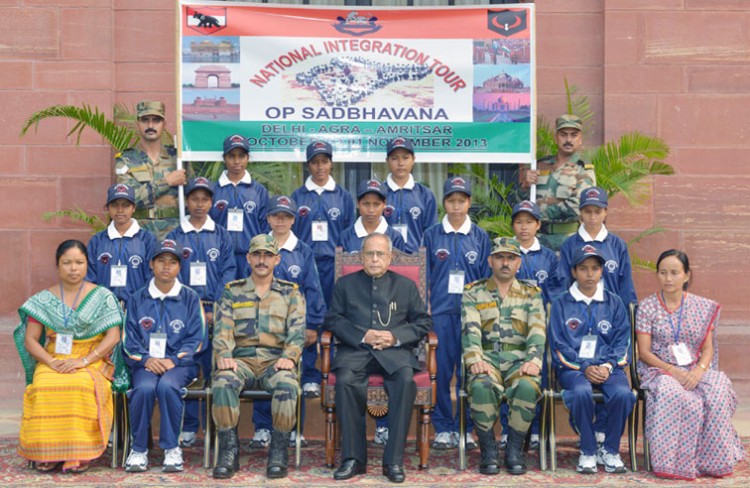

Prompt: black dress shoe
[333,459,366,480]
[382,464,406,483]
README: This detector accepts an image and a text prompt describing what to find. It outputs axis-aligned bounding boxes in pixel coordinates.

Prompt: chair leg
[418,407,430,470]
[121,394,131,468]
[549,395,557,472]
[295,391,302,469]
[111,392,119,469]
[458,394,466,471]
[628,398,638,471]
[204,392,212,469]
[538,391,547,471]
[324,406,336,468]
[642,398,651,471]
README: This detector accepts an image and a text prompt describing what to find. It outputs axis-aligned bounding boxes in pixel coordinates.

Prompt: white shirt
[218,170,252,187]
[386,173,415,191]
[354,216,389,238]
[107,219,141,239]
[441,214,472,235]
[578,224,608,242]
[271,231,299,252]
[180,215,216,233]
[148,278,182,300]
[569,281,605,305]
[305,175,336,195]
[517,236,541,254]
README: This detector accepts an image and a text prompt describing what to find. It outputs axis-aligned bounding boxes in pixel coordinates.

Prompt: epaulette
[166,145,177,156]
[464,278,489,290]
[537,155,555,165]
[225,278,247,289]
[275,278,299,290]
[518,279,542,292]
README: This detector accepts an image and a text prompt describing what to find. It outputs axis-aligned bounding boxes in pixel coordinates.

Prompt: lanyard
[315,192,328,220]
[116,238,129,266]
[231,186,245,209]
[662,291,685,343]
[154,299,169,334]
[452,231,461,269]
[187,231,203,262]
[520,251,537,280]
[60,282,85,329]
[582,301,599,335]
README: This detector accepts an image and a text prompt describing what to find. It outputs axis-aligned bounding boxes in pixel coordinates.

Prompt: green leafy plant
[42,206,107,234]
[447,162,514,239]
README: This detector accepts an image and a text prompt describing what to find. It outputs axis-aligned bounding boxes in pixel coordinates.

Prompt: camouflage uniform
[461,277,546,433]
[211,276,306,432]
[115,143,192,240]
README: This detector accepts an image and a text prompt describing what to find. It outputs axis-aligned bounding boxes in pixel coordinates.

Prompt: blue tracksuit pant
[432,312,472,434]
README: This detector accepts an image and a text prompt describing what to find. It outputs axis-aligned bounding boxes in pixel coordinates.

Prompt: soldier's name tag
[672,342,693,366]
[538,169,551,176]
[579,334,597,359]
[190,262,207,286]
[55,333,73,355]
[149,332,167,359]
[448,270,465,294]
[110,265,128,287]
[393,224,408,243]
[227,209,244,232]
[312,220,329,241]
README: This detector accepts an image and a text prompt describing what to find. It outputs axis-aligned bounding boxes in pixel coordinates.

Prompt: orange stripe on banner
[182,5,531,40]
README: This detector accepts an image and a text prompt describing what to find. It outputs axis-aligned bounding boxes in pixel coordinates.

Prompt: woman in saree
[15,239,129,473]
[635,249,745,480]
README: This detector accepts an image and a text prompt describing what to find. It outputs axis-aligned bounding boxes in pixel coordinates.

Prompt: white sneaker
[289,430,308,448]
[595,431,605,445]
[576,453,597,474]
[464,432,477,451]
[529,434,540,451]
[498,433,508,450]
[180,431,197,448]
[374,426,389,446]
[432,431,453,450]
[125,449,148,472]
[250,428,271,448]
[598,448,626,474]
[162,446,184,472]
[303,382,321,398]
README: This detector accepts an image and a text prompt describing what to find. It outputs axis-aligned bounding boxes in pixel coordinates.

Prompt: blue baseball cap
[106,183,135,205]
[223,134,250,156]
[443,176,472,198]
[151,239,182,261]
[268,195,297,216]
[386,137,415,157]
[511,200,542,221]
[357,179,387,200]
[185,177,214,196]
[572,243,605,267]
[579,186,608,209]
[306,140,333,163]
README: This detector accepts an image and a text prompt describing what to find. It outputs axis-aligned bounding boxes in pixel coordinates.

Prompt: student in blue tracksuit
[291,141,355,307]
[499,200,561,449]
[422,177,491,450]
[558,187,638,441]
[209,134,269,279]
[123,239,206,474]
[251,195,326,448]
[549,244,635,475]
[382,137,437,254]
[86,183,157,305]
[339,179,407,255]
[167,177,235,446]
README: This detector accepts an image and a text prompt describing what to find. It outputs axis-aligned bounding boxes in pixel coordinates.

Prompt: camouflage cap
[555,114,582,132]
[491,236,521,256]
[137,101,165,119]
[248,234,279,255]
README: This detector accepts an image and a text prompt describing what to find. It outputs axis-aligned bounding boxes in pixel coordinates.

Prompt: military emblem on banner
[186,6,227,35]
[487,9,527,37]
[334,11,382,37]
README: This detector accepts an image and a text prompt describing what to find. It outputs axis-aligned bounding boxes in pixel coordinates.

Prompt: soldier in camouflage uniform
[211,234,306,480]
[517,114,596,250]
[461,237,546,475]
[115,101,190,240]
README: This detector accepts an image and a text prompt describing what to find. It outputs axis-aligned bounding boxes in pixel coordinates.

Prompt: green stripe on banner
[183,121,530,155]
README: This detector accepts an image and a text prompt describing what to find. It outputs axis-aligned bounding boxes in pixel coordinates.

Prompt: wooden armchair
[320,247,438,469]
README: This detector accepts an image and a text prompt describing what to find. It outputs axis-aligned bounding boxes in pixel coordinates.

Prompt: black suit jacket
[325,269,432,374]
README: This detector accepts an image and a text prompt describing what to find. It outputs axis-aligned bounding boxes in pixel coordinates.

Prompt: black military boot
[475,428,500,475]
[213,428,240,479]
[504,427,528,475]
[266,430,290,479]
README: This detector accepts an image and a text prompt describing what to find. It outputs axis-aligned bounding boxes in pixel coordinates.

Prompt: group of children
[86,135,640,475]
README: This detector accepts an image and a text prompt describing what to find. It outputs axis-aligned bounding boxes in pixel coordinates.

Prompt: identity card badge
[579,335,598,359]
[227,209,244,232]
[149,332,168,359]
[448,270,465,294]
[672,342,693,366]
[393,224,408,243]
[110,265,128,287]
[55,333,74,355]
[190,262,208,287]
[312,220,329,241]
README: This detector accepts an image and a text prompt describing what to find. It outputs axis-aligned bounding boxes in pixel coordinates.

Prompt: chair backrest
[334,246,427,302]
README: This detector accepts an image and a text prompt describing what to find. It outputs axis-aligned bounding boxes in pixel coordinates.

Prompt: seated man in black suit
[326,232,432,483]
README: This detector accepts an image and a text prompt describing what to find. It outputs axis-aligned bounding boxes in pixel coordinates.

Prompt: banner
[179,2,535,163]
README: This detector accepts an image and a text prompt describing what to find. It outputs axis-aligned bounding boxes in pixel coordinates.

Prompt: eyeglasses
[363,250,389,259]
